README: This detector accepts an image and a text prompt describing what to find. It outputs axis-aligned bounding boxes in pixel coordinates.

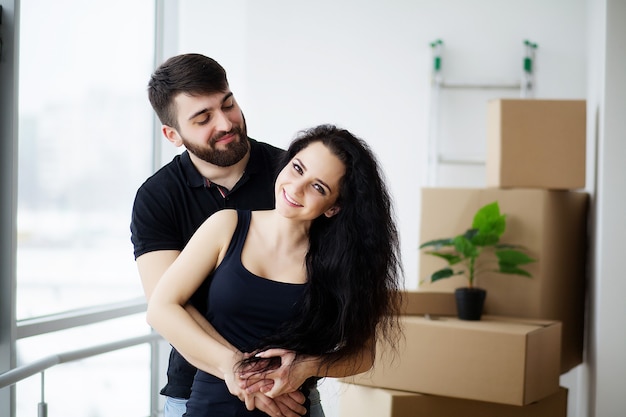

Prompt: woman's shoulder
[210,208,239,222]
[196,209,240,242]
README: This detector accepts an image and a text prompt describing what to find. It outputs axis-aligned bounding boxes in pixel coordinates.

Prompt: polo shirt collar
[180,150,206,188]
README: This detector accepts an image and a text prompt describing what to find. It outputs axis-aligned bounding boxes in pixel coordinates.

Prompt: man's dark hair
[148,54,229,128]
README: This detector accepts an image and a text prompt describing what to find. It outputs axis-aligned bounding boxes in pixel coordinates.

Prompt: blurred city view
[15,1,158,415]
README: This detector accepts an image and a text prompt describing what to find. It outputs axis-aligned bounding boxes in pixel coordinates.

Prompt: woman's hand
[224,369,253,405]
[238,348,317,398]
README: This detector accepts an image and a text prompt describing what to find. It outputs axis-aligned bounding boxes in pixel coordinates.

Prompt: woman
[147,124,402,417]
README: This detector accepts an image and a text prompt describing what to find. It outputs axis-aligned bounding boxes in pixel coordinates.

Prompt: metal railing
[0,298,164,417]
[16,297,149,339]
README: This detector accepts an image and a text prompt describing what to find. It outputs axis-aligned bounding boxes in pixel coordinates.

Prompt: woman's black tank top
[184,210,307,417]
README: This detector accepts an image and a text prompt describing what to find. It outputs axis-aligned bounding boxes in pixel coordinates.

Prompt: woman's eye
[313,184,326,195]
[292,162,303,174]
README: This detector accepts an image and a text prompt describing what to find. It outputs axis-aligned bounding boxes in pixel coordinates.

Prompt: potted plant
[419,201,536,320]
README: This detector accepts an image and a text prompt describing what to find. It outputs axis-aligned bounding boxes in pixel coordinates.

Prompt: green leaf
[472,202,506,240]
[472,201,499,226]
[419,238,455,249]
[425,251,463,265]
[471,231,501,247]
[461,228,479,241]
[495,249,536,266]
[430,267,462,282]
[497,265,533,277]
[453,235,478,258]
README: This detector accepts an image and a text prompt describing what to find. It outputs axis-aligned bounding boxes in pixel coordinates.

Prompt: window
[17,0,155,319]
[14,1,157,415]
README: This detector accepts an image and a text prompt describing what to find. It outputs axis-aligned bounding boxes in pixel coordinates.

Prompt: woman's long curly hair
[241,124,403,382]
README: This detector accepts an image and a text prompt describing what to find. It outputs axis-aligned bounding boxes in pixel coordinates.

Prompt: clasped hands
[225,348,314,417]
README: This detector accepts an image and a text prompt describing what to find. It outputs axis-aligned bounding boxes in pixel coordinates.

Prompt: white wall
[172,1,624,417]
[589,1,626,416]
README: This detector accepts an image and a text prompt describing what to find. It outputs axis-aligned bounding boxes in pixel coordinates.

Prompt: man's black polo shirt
[130,138,284,399]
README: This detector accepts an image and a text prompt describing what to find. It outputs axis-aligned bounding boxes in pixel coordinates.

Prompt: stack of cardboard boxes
[339,99,588,416]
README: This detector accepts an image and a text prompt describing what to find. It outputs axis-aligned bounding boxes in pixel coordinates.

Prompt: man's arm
[137,250,179,299]
[137,250,234,346]
[241,339,375,399]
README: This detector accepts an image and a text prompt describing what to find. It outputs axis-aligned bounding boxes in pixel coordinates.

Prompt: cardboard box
[399,291,456,316]
[339,384,568,417]
[344,315,561,406]
[418,187,588,373]
[486,99,586,190]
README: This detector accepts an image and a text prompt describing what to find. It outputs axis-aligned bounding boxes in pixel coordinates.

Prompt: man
[131,54,314,417]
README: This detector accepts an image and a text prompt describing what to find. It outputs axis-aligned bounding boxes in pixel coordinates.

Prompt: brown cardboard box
[339,384,568,417]
[399,290,456,316]
[344,315,561,406]
[486,99,586,190]
[418,187,588,373]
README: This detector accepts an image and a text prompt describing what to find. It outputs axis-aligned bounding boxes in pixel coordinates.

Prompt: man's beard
[182,126,250,167]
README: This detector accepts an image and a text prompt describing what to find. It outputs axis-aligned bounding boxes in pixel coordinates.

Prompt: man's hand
[255,390,307,417]
[226,366,306,417]
[239,349,313,398]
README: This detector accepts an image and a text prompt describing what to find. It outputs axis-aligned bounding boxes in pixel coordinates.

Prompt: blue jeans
[164,387,325,417]
[308,386,325,417]
[164,396,187,417]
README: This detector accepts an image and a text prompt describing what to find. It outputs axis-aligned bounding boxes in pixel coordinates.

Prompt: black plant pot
[455,287,487,321]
